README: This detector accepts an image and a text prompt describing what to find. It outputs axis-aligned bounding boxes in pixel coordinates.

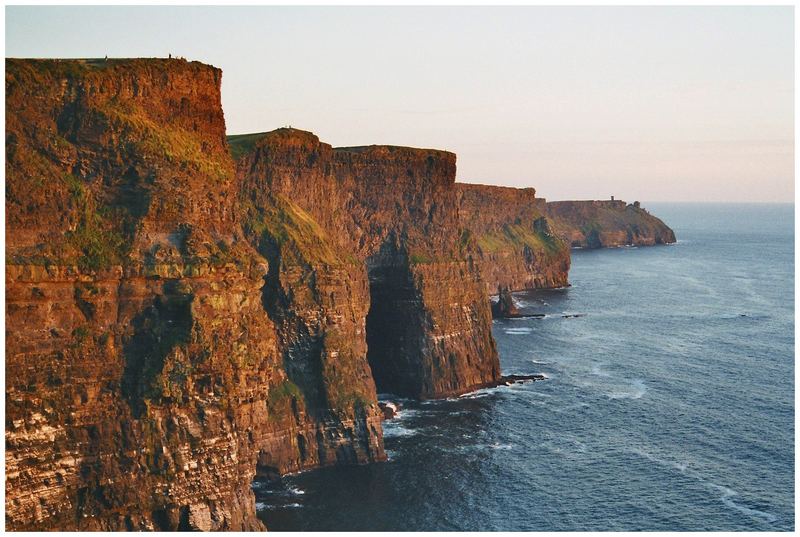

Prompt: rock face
[231,130,500,399]
[456,184,570,291]
[491,286,520,318]
[546,200,676,248]
[5,58,677,532]
[6,59,385,531]
[5,59,508,531]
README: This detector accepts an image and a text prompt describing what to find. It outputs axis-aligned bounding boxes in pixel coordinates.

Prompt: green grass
[265,379,305,420]
[458,229,474,254]
[71,326,90,341]
[269,379,303,403]
[243,194,347,267]
[331,390,373,414]
[100,98,230,182]
[476,223,563,258]
[409,252,434,265]
[227,132,269,161]
[62,173,128,271]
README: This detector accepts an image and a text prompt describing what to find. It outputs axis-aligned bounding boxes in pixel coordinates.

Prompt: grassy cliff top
[6,57,219,79]
[227,128,456,163]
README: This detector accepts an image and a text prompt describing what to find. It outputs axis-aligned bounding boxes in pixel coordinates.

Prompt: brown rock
[491,286,521,318]
[6,57,676,533]
[545,200,676,248]
[378,402,399,419]
[233,129,500,400]
[5,59,385,532]
[456,184,571,292]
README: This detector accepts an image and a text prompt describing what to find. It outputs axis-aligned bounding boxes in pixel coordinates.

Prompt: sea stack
[492,286,521,318]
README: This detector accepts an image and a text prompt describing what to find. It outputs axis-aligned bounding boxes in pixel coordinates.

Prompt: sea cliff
[456,184,570,292]
[546,200,676,248]
[231,129,500,400]
[5,58,675,531]
[6,59,384,531]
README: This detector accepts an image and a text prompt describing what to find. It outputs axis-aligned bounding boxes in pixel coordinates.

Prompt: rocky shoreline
[5,57,675,531]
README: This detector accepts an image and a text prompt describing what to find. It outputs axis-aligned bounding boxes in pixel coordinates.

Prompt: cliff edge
[456,183,570,292]
[232,129,500,399]
[546,200,676,248]
[6,58,385,531]
[5,57,676,532]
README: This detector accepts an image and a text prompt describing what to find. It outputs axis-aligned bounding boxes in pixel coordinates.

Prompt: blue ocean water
[255,203,795,531]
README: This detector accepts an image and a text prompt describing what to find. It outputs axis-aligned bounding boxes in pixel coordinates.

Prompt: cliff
[456,184,570,292]
[545,200,676,248]
[6,57,676,532]
[6,59,385,531]
[232,129,500,399]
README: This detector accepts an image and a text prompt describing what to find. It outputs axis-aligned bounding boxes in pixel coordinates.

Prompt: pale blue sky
[6,6,794,202]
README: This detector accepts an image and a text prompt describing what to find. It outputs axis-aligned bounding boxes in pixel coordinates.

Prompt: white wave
[709,484,778,524]
[627,447,691,474]
[457,384,509,399]
[504,327,533,335]
[382,422,416,438]
[456,390,491,400]
[259,502,303,510]
[591,363,610,377]
[377,394,415,405]
[530,359,551,365]
[551,402,590,413]
[607,379,647,400]
[628,447,778,524]
[541,437,587,458]
[287,486,305,496]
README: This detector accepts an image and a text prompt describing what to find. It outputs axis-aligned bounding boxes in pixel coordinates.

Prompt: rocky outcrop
[546,200,676,248]
[6,59,384,532]
[491,286,520,318]
[456,184,570,292]
[231,129,500,400]
[5,57,677,532]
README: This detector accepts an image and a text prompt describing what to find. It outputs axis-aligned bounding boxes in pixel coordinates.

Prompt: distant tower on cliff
[611,195,615,201]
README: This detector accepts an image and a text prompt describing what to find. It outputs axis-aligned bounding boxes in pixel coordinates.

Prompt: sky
[5,6,794,202]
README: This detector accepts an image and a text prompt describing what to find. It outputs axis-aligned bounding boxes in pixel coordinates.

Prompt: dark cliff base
[5,58,676,531]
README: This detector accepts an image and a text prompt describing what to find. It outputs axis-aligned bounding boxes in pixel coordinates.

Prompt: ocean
[254,203,795,531]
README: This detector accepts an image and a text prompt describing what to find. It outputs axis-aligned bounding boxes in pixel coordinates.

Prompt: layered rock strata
[456,184,571,292]
[546,200,676,248]
[6,58,384,531]
[6,57,677,532]
[231,130,500,399]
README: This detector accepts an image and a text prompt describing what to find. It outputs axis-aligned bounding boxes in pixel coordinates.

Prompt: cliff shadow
[365,242,425,398]
[121,282,193,418]
[258,234,328,417]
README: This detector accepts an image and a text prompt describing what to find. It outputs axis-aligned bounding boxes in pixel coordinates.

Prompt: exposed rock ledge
[546,199,676,248]
[5,57,675,531]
